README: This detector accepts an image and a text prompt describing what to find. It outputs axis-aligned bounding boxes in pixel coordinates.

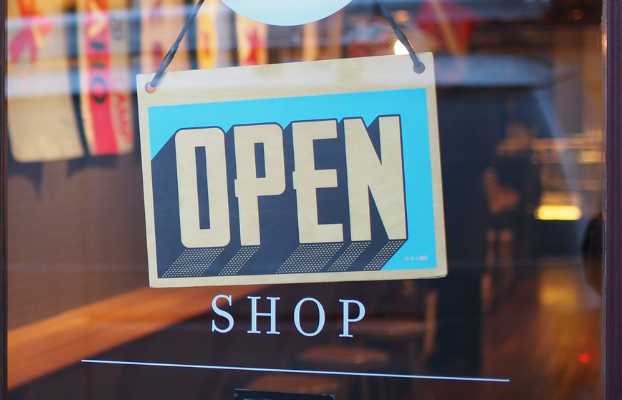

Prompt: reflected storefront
[2,0,617,399]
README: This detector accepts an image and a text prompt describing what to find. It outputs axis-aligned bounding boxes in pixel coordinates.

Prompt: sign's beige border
[137,53,446,287]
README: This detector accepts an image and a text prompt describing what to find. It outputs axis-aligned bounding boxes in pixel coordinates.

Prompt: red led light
[579,353,591,363]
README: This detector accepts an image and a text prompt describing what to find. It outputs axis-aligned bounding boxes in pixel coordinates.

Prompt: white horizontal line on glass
[81,359,510,383]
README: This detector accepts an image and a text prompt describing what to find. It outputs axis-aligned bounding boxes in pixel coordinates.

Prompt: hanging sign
[137,54,446,288]
[7,0,85,162]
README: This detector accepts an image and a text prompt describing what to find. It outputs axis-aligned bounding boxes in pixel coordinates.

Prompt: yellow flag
[235,13,268,66]
[196,0,219,69]
[7,0,85,162]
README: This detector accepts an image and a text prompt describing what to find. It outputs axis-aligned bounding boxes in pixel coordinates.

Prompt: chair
[245,373,340,396]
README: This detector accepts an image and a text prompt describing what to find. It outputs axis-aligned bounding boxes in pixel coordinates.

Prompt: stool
[350,318,430,399]
[350,318,428,338]
[347,290,438,399]
[245,374,340,395]
[297,346,390,400]
[349,318,430,364]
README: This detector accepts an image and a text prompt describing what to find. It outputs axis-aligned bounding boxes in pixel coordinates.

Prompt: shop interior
[6,0,604,398]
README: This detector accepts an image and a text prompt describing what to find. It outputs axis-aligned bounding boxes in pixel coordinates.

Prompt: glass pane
[7,0,604,399]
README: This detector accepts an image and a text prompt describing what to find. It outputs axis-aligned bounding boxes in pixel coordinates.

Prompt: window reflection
[7,0,604,399]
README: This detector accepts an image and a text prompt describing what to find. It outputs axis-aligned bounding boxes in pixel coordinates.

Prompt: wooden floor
[7,261,603,400]
[422,261,603,400]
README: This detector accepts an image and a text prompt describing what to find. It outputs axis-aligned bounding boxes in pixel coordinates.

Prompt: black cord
[376,0,425,73]
[146,0,425,92]
[146,0,205,92]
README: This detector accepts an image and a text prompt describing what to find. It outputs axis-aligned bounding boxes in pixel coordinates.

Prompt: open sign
[138,54,447,287]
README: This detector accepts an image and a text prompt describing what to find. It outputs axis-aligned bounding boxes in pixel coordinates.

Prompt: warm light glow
[394,40,408,55]
[535,205,582,220]
[579,353,591,363]
[539,269,580,310]
[578,150,602,164]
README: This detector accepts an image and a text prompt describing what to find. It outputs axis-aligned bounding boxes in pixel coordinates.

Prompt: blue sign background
[148,88,438,272]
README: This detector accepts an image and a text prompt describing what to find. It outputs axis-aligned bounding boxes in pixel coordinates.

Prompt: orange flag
[302,22,319,62]
[139,0,190,73]
[416,0,479,54]
[77,0,134,155]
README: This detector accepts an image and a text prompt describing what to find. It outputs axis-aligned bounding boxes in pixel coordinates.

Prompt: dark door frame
[0,1,619,399]
[1,0,8,398]
[605,0,622,398]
